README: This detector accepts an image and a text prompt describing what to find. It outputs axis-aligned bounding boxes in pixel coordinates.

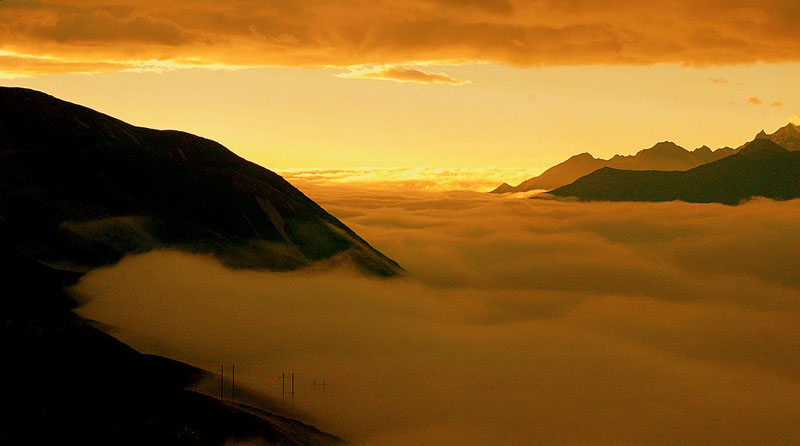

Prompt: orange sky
[2,0,799,187]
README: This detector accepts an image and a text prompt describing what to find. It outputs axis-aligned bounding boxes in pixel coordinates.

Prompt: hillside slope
[0,237,342,445]
[0,87,400,276]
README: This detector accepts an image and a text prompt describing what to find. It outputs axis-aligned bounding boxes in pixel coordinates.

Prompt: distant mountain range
[0,87,401,276]
[492,123,800,193]
[548,139,800,205]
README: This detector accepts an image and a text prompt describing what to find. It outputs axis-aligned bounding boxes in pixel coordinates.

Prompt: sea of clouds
[75,184,800,445]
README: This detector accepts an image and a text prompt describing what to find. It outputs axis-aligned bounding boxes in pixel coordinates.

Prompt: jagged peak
[652,140,679,147]
[755,129,769,138]
[646,141,684,150]
[693,145,712,153]
[569,152,596,160]
[738,138,789,155]
[775,122,800,134]
[638,140,687,156]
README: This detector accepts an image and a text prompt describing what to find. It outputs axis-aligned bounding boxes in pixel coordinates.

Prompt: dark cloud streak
[2,0,800,75]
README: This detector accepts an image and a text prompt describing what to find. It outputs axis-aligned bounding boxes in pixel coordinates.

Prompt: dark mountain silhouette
[752,122,800,151]
[0,236,342,445]
[548,139,800,205]
[0,86,405,444]
[0,87,400,276]
[492,141,734,193]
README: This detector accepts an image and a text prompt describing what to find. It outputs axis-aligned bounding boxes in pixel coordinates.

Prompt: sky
[9,2,796,443]
[1,0,800,187]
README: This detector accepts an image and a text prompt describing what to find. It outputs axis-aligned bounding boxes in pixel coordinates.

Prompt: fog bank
[75,188,800,445]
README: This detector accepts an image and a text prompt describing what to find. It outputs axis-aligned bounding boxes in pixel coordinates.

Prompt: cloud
[336,66,470,85]
[747,97,785,107]
[2,0,800,76]
[74,186,800,445]
[278,166,534,192]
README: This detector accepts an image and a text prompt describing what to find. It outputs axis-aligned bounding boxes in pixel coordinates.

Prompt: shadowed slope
[0,238,343,446]
[754,122,800,151]
[548,140,800,205]
[0,87,400,276]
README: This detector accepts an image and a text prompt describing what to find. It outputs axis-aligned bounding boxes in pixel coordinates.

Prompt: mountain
[492,142,734,193]
[0,87,372,444]
[0,236,342,445]
[494,152,606,193]
[548,139,800,205]
[753,122,800,151]
[0,87,400,276]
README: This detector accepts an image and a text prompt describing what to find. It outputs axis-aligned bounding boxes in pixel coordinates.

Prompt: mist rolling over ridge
[76,185,800,445]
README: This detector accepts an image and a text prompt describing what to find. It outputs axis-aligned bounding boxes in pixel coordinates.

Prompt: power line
[313,379,328,394]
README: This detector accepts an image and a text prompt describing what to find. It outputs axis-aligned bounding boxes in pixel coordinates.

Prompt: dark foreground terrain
[0,87,378,444]
[0,235,343,445]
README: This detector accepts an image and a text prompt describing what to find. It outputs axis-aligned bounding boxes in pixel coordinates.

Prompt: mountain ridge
[753,122,800,151]
[0,86,401,276]
[547,139,800,205]
[492,122,798,194]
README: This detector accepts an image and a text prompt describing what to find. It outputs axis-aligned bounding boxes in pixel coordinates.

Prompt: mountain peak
[490,182,516,194]
[570,152,596,160]
[761,122,800,151]
[738,138,789,155]
[649,140,678,148]
[643,141,685,153]
[755,129,769,139]
[635,141,688,159]
[776,122,800,134]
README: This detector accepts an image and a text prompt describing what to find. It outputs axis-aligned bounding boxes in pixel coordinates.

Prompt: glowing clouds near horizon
[2,0,800,76]
[279,167,537,192]
[335,66,471,85]
[75,188,800,445]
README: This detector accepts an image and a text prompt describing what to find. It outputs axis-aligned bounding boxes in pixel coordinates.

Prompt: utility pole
[231,365,235,406]
[281,372,296,407]
[219,366,225,402]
